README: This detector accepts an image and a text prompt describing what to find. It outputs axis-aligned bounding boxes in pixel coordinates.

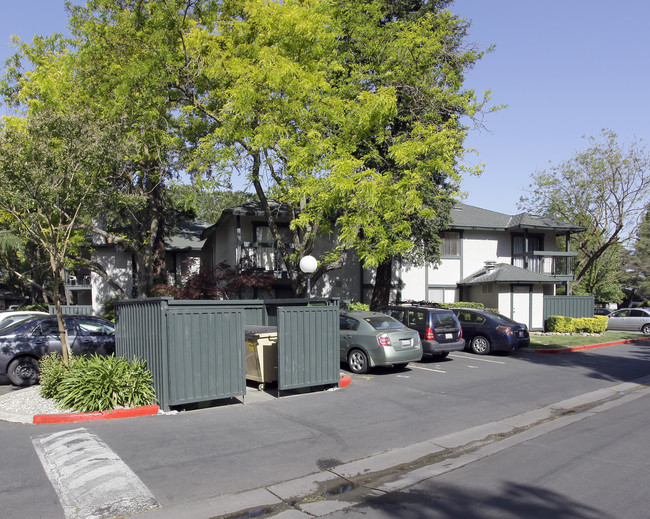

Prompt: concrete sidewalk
[136,374,650,519]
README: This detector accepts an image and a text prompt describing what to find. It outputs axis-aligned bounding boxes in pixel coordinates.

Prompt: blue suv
[377,305,465,358]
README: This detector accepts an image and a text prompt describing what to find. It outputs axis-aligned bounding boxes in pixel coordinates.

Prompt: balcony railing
[241,242,291,274]
[513,251,578,280]
[65,273,91,288]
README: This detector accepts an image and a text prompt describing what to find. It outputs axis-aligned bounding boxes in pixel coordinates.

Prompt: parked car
[606,308,650,334]
[451,308,529,354]
[0,310,49,330]
[0,315,115,386]
[339,310,422,374]
[594,307,612,316]
[377,305,464,358]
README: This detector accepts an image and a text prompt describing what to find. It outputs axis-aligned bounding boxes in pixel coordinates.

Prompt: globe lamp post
[299,255,318,299]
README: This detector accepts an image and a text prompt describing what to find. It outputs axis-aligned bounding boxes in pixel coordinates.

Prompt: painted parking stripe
[412,365,447,373]
[32,427,159,519]
[449,354,506,364]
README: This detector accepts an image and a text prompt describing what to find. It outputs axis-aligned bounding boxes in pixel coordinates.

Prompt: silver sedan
[606,308,650,334]
[340,310,423,374]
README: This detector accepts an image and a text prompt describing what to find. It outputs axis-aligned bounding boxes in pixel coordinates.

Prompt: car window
[35,320,61,336]
[456,311,484,324]
[387,309,405,322]
[75,318,115,336]
[340,316,360,331]
[364,316,406,330]
[630,310,649,318]
[612,310,629,318]
[408,311,426,327]
[431,312,459,329]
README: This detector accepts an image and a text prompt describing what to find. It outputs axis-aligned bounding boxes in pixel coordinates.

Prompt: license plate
[445,333,453,339]
[518,331,525,337]
[400,339,412,347]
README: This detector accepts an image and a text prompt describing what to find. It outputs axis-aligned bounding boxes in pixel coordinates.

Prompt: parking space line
[449,354,506,364]
[412,365,447,373]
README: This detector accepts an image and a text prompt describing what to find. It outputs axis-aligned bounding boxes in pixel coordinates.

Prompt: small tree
[152,260,276,300]
[0,109,122,363]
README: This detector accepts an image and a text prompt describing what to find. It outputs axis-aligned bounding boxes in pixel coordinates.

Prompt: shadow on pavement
[349,480,610,519]
[513,339,650,385]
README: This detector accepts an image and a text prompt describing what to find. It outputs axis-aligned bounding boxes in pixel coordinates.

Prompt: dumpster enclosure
[115,298,340,411]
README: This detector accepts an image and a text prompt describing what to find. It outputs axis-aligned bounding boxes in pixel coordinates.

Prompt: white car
[606,308,650,334]
[0,311,49,330]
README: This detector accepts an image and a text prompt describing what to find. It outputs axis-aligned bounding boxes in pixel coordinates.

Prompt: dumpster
[245,325,278,390]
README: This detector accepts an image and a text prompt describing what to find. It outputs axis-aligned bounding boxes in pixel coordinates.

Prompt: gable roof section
[449,203,585,233]
[165,220,211,252]
[201,201,292,239]
[459,263,563,286]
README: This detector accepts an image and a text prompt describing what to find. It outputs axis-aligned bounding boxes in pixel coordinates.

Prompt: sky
[1,1,649,216]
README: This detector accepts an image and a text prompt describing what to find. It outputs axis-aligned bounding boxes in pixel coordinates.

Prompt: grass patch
[528,332,644,350]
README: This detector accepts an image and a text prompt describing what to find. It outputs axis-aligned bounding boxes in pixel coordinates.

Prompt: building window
[441,232,460,256]
[512,234,543,272]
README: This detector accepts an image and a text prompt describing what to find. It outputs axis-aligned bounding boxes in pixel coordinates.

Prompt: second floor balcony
[513,251,578,281]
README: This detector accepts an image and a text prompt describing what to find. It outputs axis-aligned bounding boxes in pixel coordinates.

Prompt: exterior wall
[165,252,202,285]
[210,214,239,266]
[311,240,362,301]
[459,230,509,280]
[92,249,134,315]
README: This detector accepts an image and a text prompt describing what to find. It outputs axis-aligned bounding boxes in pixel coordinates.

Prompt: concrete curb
[534,336,648,354]
[33,404,160,424]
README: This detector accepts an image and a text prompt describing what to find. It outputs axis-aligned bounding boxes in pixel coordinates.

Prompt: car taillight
[425,327,435,340]
[377,333,392,347]
[459,328,463,339]
[496,325,513,335]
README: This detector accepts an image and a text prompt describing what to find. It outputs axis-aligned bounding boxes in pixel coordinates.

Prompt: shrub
[39,354,157,412]
[439,301,485,310]
[39,352,74,399]
[546,315,608,333]
[347,301,370,311]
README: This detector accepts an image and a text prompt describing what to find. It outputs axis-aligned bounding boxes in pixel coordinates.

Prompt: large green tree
[2,1,204,298]
[181,0,487,297]
[521,130,650,301]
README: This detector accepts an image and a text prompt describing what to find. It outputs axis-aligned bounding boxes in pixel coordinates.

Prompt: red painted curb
[535,337,648,354]
[33,404,159,425]
[339,374,352,388]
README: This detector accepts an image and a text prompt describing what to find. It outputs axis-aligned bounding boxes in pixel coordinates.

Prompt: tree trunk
[370,257,393,310]
[151,181,167,286]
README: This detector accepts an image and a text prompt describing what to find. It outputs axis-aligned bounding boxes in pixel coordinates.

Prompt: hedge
[546,315,608,333]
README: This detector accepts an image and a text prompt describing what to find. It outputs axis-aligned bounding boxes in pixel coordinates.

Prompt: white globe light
[299,255,318,274]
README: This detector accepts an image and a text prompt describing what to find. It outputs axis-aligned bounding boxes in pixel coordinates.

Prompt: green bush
[347,301,370,311]
[546,315,608,333]
[39,354,157,412]
[39,352,75,399]
[439,301,485,310]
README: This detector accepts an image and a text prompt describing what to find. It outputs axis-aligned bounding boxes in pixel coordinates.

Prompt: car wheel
[347,349,369,374]
[642,324,650,335]
[7,357,40,387]
[470,336,491,355]
[393,363,409,370]
[433,352,449,359]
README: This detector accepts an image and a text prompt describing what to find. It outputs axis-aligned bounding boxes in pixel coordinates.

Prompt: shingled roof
[459,262,563,286]
[449,203,585,233]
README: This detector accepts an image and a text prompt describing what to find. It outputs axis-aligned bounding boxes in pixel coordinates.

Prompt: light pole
[299,255,318,299]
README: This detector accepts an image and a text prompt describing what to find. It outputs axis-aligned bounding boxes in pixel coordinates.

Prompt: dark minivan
[377,305,465,358]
